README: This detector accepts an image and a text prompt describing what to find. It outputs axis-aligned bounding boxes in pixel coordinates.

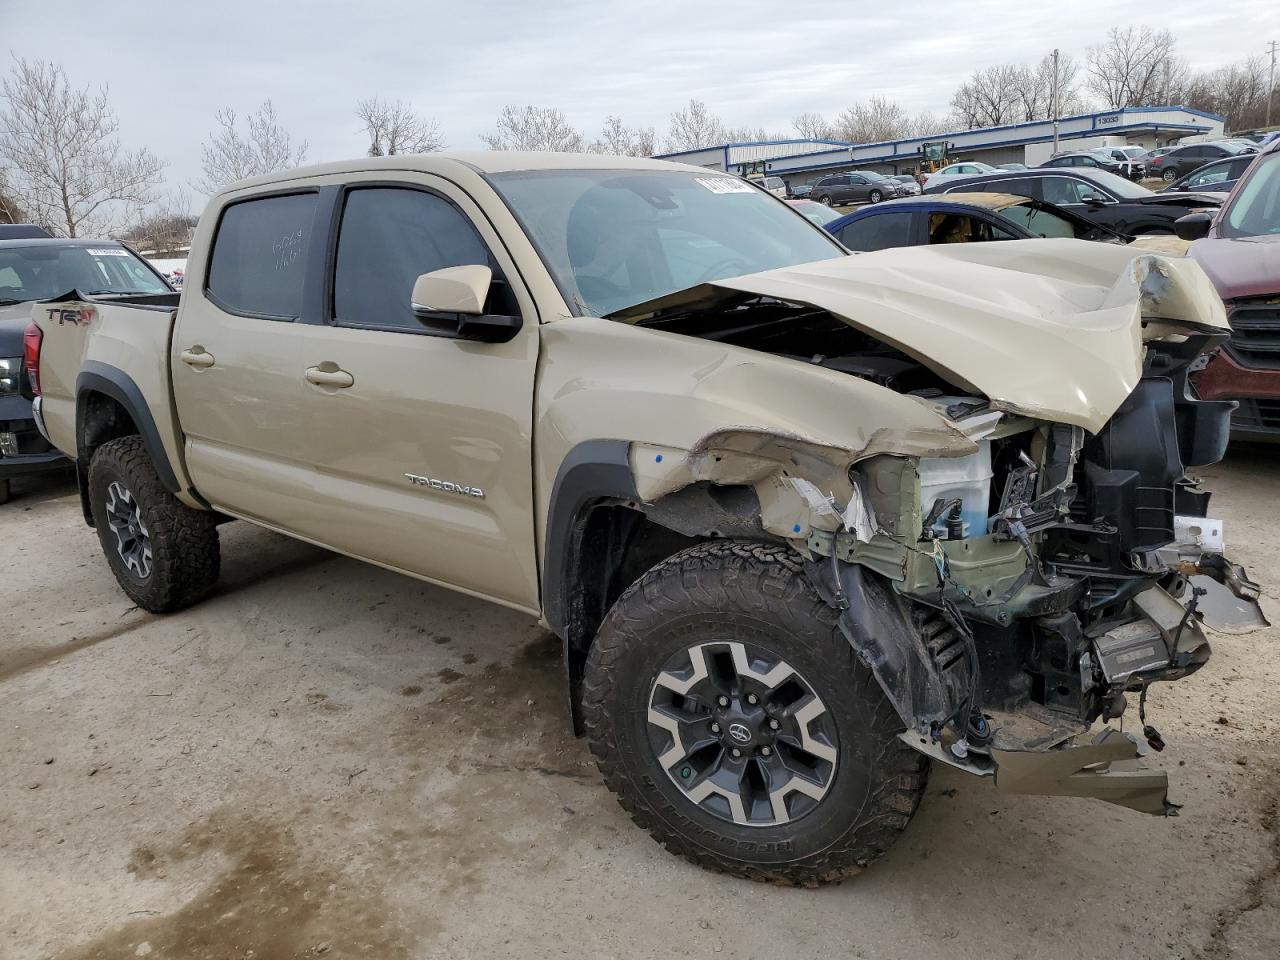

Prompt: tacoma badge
[405,473,484,499]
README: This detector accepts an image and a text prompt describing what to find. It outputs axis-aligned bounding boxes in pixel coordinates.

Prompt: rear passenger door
[174,176,542,611]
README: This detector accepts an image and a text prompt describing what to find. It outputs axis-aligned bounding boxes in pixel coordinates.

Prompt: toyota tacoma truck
[27,153,1268,885]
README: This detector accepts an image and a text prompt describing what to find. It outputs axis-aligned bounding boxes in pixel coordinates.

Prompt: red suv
[1175,138,1280,441]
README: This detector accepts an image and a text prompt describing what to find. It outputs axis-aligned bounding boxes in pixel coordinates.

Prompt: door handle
[305,365,354,388]
[180,347,215,368]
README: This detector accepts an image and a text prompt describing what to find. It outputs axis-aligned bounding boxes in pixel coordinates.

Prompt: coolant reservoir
[918,442,993,538]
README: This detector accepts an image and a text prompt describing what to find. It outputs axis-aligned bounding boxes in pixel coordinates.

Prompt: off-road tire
[88,436,220,612]
[582,540,927,885]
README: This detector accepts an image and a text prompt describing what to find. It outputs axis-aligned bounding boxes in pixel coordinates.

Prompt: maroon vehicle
[1175,138,1280,440]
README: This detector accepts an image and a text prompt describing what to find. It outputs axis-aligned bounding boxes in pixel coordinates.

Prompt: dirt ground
[2,447,1278,960]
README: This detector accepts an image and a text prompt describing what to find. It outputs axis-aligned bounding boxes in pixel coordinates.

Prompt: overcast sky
[5,0,1278,202]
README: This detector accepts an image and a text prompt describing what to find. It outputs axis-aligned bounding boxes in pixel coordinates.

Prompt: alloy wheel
[104,480,152,579]
[646,640,839,827]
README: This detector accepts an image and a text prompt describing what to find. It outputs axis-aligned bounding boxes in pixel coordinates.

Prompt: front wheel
[582,541,927,885]
[88,436,221,612]
[818,194,832,206]
[1162,168,1178,183]
[868,189,883,203]
[0,478,9,506]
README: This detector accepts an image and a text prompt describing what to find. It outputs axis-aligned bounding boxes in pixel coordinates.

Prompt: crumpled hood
[611,239,1228,434]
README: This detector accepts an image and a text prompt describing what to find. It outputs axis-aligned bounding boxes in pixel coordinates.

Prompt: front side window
[207,192,317,320]
[490,169,843,316]
[838,212,914,251]
[927,213,1017,244]
[333,187,501,332]
[1188,166,1231,187]
[0,245,169,305]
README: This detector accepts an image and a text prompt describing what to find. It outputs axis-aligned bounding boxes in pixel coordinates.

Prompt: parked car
[785,198,844,226]
[998,162,1029,170]
[925,167,1223,235]
[887,174,921,196]
[26,152,1263,883]
[922,161,1004,189]
[789,183,813,199]
[1172,135,1280,441]
[1,238,171,501]
[1161,154,1257,196]
[824,192,1128,252]
[1040,150,1144,181]
[0,224,52,240]
[1148,141,1254,183]
[748,175,787,199]
[810,170,899,205]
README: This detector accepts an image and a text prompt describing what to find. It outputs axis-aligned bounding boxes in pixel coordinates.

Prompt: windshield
[1079,170,1154,199]
[1119,147,1147,158]
[789,201,843,226]
[0,244,170,304]
[997,200,1090,239]
[489,169,844,316]
[1222,152,1280,238]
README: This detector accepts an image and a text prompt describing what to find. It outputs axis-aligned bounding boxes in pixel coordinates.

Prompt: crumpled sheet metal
[612,239,1229,434]
[991,728,1175,816]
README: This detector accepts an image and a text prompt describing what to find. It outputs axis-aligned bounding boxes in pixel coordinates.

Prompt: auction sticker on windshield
[695,177,756,194]
[86,248,129,256]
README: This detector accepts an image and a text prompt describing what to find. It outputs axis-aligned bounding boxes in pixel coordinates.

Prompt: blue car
[822,192,1128,252]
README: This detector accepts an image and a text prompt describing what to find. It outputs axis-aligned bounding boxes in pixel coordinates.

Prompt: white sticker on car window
[87,248,129,256]
[695,177,756,195]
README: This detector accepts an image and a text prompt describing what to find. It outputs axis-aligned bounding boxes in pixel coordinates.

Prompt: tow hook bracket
[990,728,1177,816]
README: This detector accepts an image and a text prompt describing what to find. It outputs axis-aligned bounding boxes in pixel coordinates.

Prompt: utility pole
[1051,48,1060,154]
[1267,40,1277,129]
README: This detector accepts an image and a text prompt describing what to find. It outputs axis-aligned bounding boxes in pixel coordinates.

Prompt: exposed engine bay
[624,278,1269,816]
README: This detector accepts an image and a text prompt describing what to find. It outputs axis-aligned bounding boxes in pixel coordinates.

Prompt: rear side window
[207,192,317,320]
[332,187,498,332]
[838,212,914,252]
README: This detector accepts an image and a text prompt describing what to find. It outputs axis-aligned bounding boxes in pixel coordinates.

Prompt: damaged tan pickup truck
[26,154,1268,884]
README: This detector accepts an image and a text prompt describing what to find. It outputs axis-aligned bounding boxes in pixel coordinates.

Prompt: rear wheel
[583,541,927,885]
[88,436,220,612]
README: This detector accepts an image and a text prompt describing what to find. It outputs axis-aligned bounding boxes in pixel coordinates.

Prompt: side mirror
[1081,193,1108,207]
[410,265,521,343]
[1174,211,1213,242]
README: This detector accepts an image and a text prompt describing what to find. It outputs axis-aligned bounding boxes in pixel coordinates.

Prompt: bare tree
[950,64,1024,128]
[1182,56,1274,130]
[0,58,163,237]
[0,168,28,224]
[909,110,953,137]
[1087,27,1183,108]
[481,105,585,152]
[356,97,444,156]
[195,100,309,194]
[833,97,912,143]
[792,112,836,140]
[664,99,726,151]
[591,116,655,157]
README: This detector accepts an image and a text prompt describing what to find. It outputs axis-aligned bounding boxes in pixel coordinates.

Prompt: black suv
[1040,150,1144,181]
[923,167,1222,235]
[1148,141,1255,183]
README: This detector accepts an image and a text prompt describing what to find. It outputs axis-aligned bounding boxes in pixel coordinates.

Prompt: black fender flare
[542,439,638,639]
[76,360,181,494]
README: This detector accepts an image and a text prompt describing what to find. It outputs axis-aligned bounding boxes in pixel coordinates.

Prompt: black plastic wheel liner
[807,560,969,734]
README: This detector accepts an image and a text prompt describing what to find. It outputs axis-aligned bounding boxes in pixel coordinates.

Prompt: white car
[747,175,787,198]
[923,161,1006,190]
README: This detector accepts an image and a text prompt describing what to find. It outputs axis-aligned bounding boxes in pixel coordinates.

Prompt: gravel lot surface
[2,447,1277,960]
